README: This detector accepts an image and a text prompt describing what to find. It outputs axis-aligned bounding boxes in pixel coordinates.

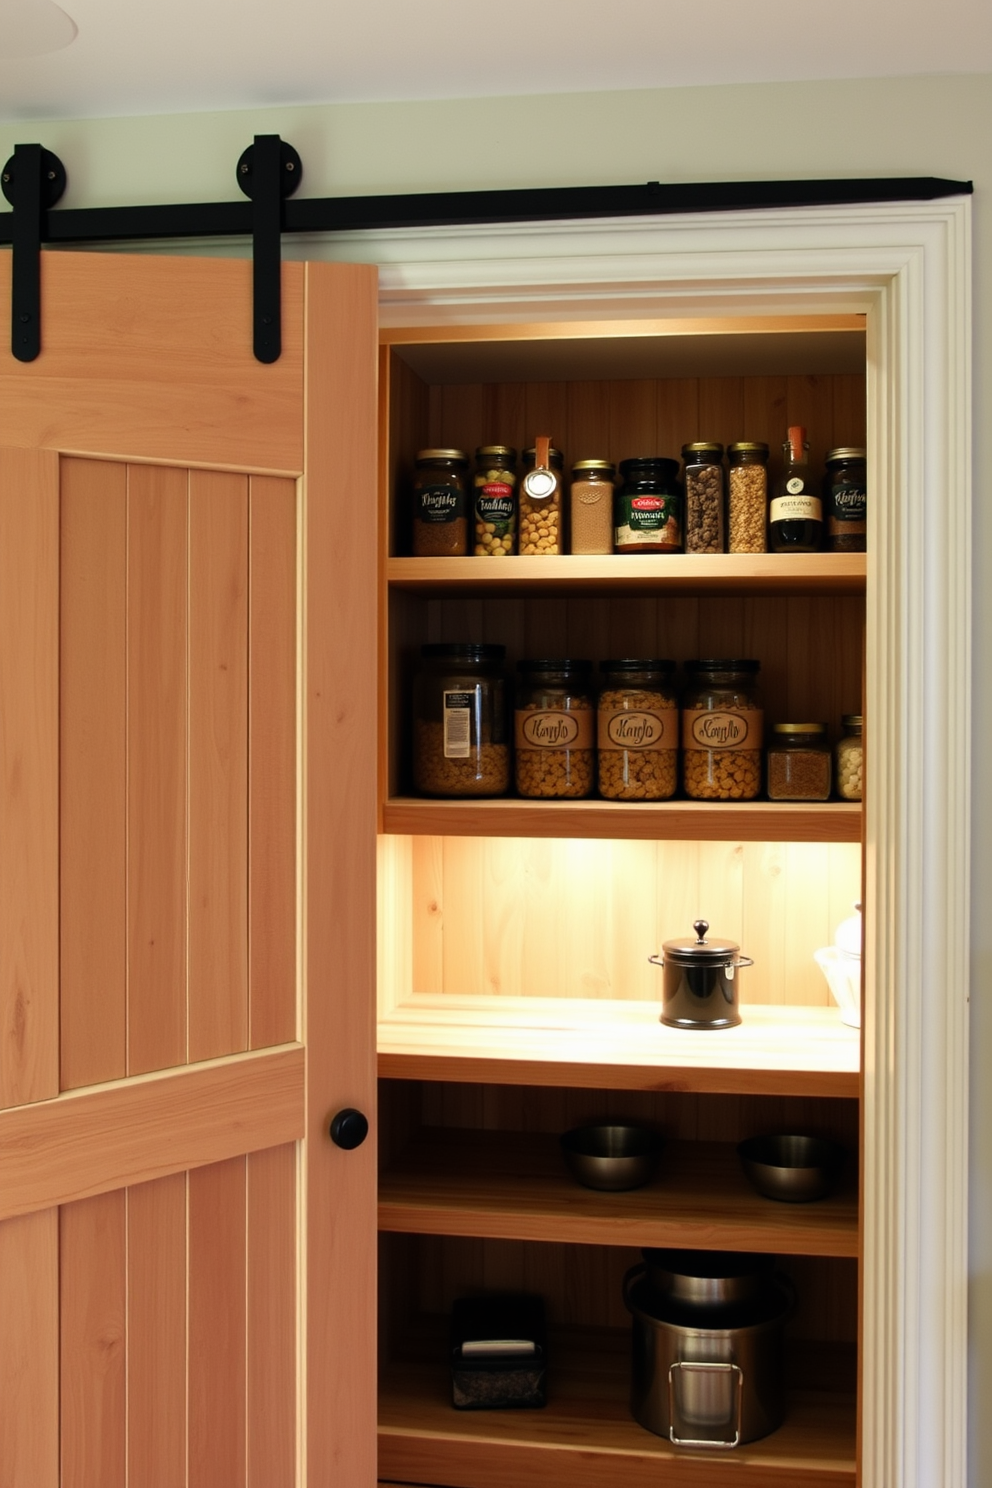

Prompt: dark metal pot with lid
[649,920,753,1029]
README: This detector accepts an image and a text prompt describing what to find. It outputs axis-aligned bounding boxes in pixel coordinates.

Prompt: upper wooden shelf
[386,553,867,598]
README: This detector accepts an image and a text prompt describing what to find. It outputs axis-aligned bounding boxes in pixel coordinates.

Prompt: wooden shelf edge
[379,313,868,346]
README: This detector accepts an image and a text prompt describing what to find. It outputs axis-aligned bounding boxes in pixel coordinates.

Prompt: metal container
[640,1249,773,1308]
[737,1134,846,1203]
[648,919,753,1029]
[560,1123,663,1192]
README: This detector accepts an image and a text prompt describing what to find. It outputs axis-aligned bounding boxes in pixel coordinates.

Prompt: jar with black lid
[824,447,867,552]
[727,442,769,553]
[412,449,469,557]
[519,443,565,555]
[614,457,681,553]
[515,659,594,798]
[413,643,509,797]
[682,660,763,801]
[473,445,518,557]
[682,443,725,554]
[597,660,678,800]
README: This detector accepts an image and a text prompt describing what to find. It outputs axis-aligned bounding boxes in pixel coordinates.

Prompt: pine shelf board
[378,997,860,1098]
[378,1130,858,1257]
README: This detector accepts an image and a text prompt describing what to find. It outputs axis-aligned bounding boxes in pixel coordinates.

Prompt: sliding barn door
[0,252,378,1487]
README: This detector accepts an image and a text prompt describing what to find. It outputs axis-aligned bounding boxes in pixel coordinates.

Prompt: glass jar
[569,459,615,555]
[519,443,565,555]
[614,457,682,553]
[766,723,832,801]
[411,448,469,557]
[597,660,678,800]
[824,447,867,553]
[515,660,594,799]
[682,443,725,553]
[727,442,769,554]
[682,660,763,801]
[472,445,518,557]
[412,643,509,797]
[835,714,864,800]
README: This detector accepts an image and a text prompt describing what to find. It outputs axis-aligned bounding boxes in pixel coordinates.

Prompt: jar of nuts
[411,449,469,557]
[515,660,595,799]
[682,443,725,554]
[614,457,682,553]
[413,643,509,797]
[519,441,564,555]
[473,446,518,557]
[727,442,769,554]
[682,659,763,801]
[766,723,832,801]
[597,660,678,800]
[835,714,863,801]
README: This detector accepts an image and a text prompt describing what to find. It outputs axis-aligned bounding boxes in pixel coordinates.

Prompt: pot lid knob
[693,919,709,944]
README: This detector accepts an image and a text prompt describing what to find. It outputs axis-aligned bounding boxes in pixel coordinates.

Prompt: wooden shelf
[382,796,862,843]
[379,1329,857,1488]
[379,1130,858,1258]
[378,998,860,1098]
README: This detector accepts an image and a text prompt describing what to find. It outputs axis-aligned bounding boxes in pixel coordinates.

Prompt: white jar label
[443,689,475,758]
[770,494,822,522]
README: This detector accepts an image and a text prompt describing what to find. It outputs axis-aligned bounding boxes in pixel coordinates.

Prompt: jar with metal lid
[614,457,681,553]
[682,443,725,554]
[835,714,863,800]
[648,919,753,1029]
[473,446,518,557]
[597,660,678,801]
[515,659,594,798]
[824,447,867,552]
[569,459,615,555]
[682,660,763,801]
[727,443,768,554]
[519,440,565,555]
[412,643,509,797]
[411,449,469,557]
[766,723,832,801]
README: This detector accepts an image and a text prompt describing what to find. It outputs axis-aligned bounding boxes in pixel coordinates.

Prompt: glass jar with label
[766,723,832,801]
[411,449,469,557]
[519,442,565,554]
[412,644,509,797]
[682,443,725,553]
[682,660,763,801]
[614,457,682,553]
[597,660,678,800]
[769,425,822,552]
[835,714,864,800]
[473,446,518,557]
[515,660,594,798]
[569,459,615,555]
[727,442,768,553]
[824,447,867,552]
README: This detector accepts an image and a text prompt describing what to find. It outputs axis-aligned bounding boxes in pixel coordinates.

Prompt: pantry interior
[374,313,867,1485]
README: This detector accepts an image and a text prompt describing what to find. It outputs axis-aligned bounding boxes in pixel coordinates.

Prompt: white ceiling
[0,0,989,121]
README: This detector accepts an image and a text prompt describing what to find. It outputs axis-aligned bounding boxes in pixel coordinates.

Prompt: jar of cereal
[515,660,594,799]
[597,660,678,800]
[412,644,509,797]
[727,442,769,554]
[835,714,863,801]
[682,660,763,800]
[473,446,518,557]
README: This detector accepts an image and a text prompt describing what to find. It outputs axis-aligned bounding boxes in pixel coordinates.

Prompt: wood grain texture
[0,1043,304,1222]
[60,1191,126,1488]
[0,1209,59,1488]
[127,1173,186,1488]
[189,1157,247,1488]
[60,458,128,1090]
[386,553,866,595]
[0,252,304,474]
[247,1143,298,1488]
[188,469,250,1063]
[0,447,59,1110]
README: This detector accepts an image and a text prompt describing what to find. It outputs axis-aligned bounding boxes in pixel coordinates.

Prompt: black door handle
[329,1108,369,1150]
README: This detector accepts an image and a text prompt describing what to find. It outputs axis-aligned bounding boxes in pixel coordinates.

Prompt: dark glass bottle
[769,426,823,553]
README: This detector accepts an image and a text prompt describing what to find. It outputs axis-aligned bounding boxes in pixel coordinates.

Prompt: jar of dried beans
[519,441,564,554]
[727,442,768,554]
[412,644,509,797]
[411,449,469,556]
[682,443,725,554]
[473,446,518,557]
[835,714,864,800]
[682,660,763,800]
[597,660,678,800]
[766,723,832,801]
[515,660,594,799]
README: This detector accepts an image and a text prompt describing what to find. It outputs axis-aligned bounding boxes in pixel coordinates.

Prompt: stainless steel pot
[648,918,753,1029]
[640,1248,774,1308]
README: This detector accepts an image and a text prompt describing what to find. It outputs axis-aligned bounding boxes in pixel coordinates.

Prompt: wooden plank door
[0,251,378,1487]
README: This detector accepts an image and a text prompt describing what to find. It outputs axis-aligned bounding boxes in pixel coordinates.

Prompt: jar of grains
[569,459,615,555]
[473,446,518,557]
[766,723,832,801]
[411,449,469,556]
[519,441,565,554]
[682,443,725,553]
[614,457,682,553]
[412,644,509,797]
[597,660,678,800]
[824,447,867,553]
[515,659,595,798]
[682,659,763,800]
[727,442,769,553]
[835,714,864,800]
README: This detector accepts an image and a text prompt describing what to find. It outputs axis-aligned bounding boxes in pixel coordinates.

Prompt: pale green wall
[3,73,990,1480]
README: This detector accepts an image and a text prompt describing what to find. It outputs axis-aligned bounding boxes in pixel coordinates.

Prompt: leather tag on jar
[515,708,595,749]
[682,707,764,751]
[598,709,678,751]
[523,435,556,502]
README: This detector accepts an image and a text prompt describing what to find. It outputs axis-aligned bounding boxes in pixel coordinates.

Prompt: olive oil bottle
[769,425,823,553]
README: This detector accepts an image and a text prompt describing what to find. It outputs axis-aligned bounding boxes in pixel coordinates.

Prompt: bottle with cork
[769,425,823,553]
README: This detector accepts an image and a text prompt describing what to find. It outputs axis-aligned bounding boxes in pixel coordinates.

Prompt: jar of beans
[597,660,678,800]
[766,723,832,801]
[473,446,518,557]
[682,443,725,553]
[727,442,768,553]
[412,449,469,556]
[824,447,867,552]
[682,659,763,800]
[519,442,564,554]
[412,644,509,797]
[835,714,864,800]
[515,660,595,799]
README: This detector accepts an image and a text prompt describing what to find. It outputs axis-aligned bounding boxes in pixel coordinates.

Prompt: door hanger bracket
[1,144,67,362]
[236,135,302,364]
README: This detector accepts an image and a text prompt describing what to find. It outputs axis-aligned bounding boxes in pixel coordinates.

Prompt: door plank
[0,447,59,1110]
[128,1174,186,1488]
[60,1191,126,1488]
[0,1209,59,1488]
[189,1157,247,1488]
[247,1143,298,1488]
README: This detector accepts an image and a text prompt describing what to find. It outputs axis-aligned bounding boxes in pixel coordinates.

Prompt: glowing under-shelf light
[0,0,77,58]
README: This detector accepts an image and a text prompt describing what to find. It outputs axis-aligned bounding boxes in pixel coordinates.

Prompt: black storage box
[450,1294,547,1410]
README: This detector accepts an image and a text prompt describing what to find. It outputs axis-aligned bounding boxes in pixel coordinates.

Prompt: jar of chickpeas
[519,442,564,554]
[473,446,518,557]
[835,714,864,800]
[597,660,678,800]
[515,660,595,799]
[682,660,763,800]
